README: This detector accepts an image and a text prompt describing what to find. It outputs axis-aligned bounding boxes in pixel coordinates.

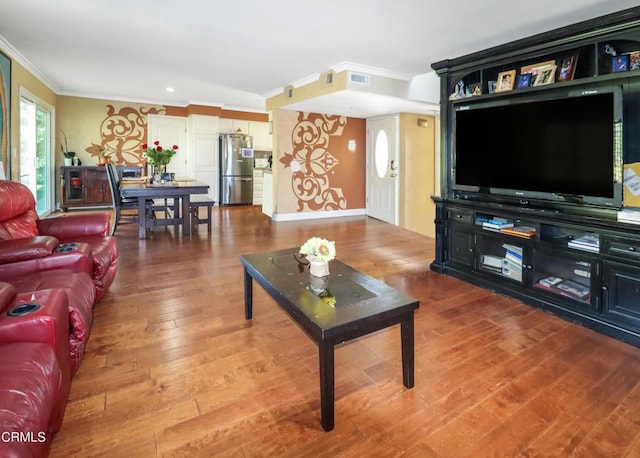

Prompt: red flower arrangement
[142,140,178,170]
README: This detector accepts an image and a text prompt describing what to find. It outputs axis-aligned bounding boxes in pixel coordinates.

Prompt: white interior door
[148,115,189,178]
[367,115,399,224]
[190,115,219,202]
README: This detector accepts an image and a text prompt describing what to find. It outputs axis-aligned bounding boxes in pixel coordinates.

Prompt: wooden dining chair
[105,163,147,235]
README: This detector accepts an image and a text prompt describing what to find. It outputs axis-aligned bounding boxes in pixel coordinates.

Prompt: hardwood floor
[49,206,640,457]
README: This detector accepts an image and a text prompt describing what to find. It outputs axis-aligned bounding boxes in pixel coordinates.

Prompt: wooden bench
[189,196,215,233]
[151,198,179,231]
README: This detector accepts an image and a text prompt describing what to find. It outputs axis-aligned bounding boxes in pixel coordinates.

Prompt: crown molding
[219,105,268,114]
[290,72,321,88]
[56,89,267,113]
[0,33,59,93]
[262,87,285,99]
[330,61,414,81]
[56,89,181,107]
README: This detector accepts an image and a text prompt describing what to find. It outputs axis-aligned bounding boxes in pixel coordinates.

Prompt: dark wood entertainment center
[431,8,640,346]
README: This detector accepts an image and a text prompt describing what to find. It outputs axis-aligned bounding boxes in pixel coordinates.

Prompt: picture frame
[495,70,516,92]
[558,52,579,81]
[630,51,640,71]
[520,60,556,85]
[469,82,482,96]
[612,55,629,73]
[487,80,497,94]
[532,65,556,86]
[517,73,531,88]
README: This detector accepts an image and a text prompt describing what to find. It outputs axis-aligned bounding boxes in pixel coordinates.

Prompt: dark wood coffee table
[240,248,420,431]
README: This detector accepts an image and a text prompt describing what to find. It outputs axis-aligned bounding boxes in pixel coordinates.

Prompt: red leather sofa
[0,180,118,302]
[0,282,72,457]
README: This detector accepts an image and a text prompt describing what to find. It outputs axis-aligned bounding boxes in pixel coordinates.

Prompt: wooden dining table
[120,178,210,239]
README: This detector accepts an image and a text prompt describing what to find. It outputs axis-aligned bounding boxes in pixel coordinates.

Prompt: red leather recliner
[0,180,118,302]
[9,269,96,374]
[0,282,72,457]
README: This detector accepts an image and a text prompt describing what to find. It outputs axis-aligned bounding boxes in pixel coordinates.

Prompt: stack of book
[618,208,640,225]
[482,217,514,232]
[554,279,590,301]
[501,243,523,281]
[568,234,599,253]
[481,254,504,274]
[536,276,590,301]
[500,225,537,238]
[537,275,563,289]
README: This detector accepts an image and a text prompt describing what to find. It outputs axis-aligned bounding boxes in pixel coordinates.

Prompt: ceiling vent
[348,72,370,86]
[285,86,294,98]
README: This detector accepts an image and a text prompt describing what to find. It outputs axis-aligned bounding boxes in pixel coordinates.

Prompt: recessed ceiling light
[166,87,175,93]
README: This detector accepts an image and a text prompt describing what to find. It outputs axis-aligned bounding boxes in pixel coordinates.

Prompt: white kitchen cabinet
[249,121,271,150]
[219,118,249,134]
[219,119,271,150]
[253,169,264,205]
[262,171,273,217]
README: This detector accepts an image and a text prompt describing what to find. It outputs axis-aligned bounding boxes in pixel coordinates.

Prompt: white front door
[147,115,189,178]
[367,115,399,224]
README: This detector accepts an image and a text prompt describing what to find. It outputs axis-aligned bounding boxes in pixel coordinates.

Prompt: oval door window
[375,130,389,178]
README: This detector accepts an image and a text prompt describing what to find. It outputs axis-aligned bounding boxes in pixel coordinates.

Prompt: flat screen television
[453,85,623,209]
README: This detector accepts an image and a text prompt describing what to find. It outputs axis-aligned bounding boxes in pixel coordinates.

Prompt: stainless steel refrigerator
[219,133,254,205]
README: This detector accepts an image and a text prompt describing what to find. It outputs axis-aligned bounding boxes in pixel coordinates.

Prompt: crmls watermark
[1,431,47,443]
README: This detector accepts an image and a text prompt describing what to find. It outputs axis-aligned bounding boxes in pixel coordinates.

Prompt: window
[374,130,388,178]
[20,94,53,215]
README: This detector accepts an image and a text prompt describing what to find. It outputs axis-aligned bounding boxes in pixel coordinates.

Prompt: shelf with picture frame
[446,42,599,103]
[444,27,640,103]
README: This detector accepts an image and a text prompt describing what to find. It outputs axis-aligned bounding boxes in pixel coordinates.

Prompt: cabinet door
[448,230,474,268]
[219,118,249,134]
[252,169,263,204]
[532,248,598,313]
[476,234,525,284]
[62,167,85,207]
[84,168,111,204]
[249,121,271,150]
[602,260,640,329]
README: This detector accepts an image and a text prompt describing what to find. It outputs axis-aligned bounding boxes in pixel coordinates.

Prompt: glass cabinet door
[532,249,597,312]
[476,235,525,284]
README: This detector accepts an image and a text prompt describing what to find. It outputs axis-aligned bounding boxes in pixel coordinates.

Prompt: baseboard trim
[272,208,366,222]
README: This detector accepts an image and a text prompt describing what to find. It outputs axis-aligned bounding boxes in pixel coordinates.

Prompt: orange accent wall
[221,109,268,122]
[275,110,365,214]
[164,105,267,120]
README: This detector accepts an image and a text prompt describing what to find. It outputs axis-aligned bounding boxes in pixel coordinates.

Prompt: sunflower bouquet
[299,237,336,263]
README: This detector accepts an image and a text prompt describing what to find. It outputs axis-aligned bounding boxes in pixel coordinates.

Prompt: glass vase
[309,260,330,295]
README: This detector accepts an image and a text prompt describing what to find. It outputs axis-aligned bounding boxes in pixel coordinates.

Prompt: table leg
[319,340,335,431]
[173,198,180,232]
[182,194,191,235]
[244,267,253,320]
[401,313,415,389]
[137,197,147,240]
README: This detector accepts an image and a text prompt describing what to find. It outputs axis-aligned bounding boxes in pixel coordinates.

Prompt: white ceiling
[0,0,638,117]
